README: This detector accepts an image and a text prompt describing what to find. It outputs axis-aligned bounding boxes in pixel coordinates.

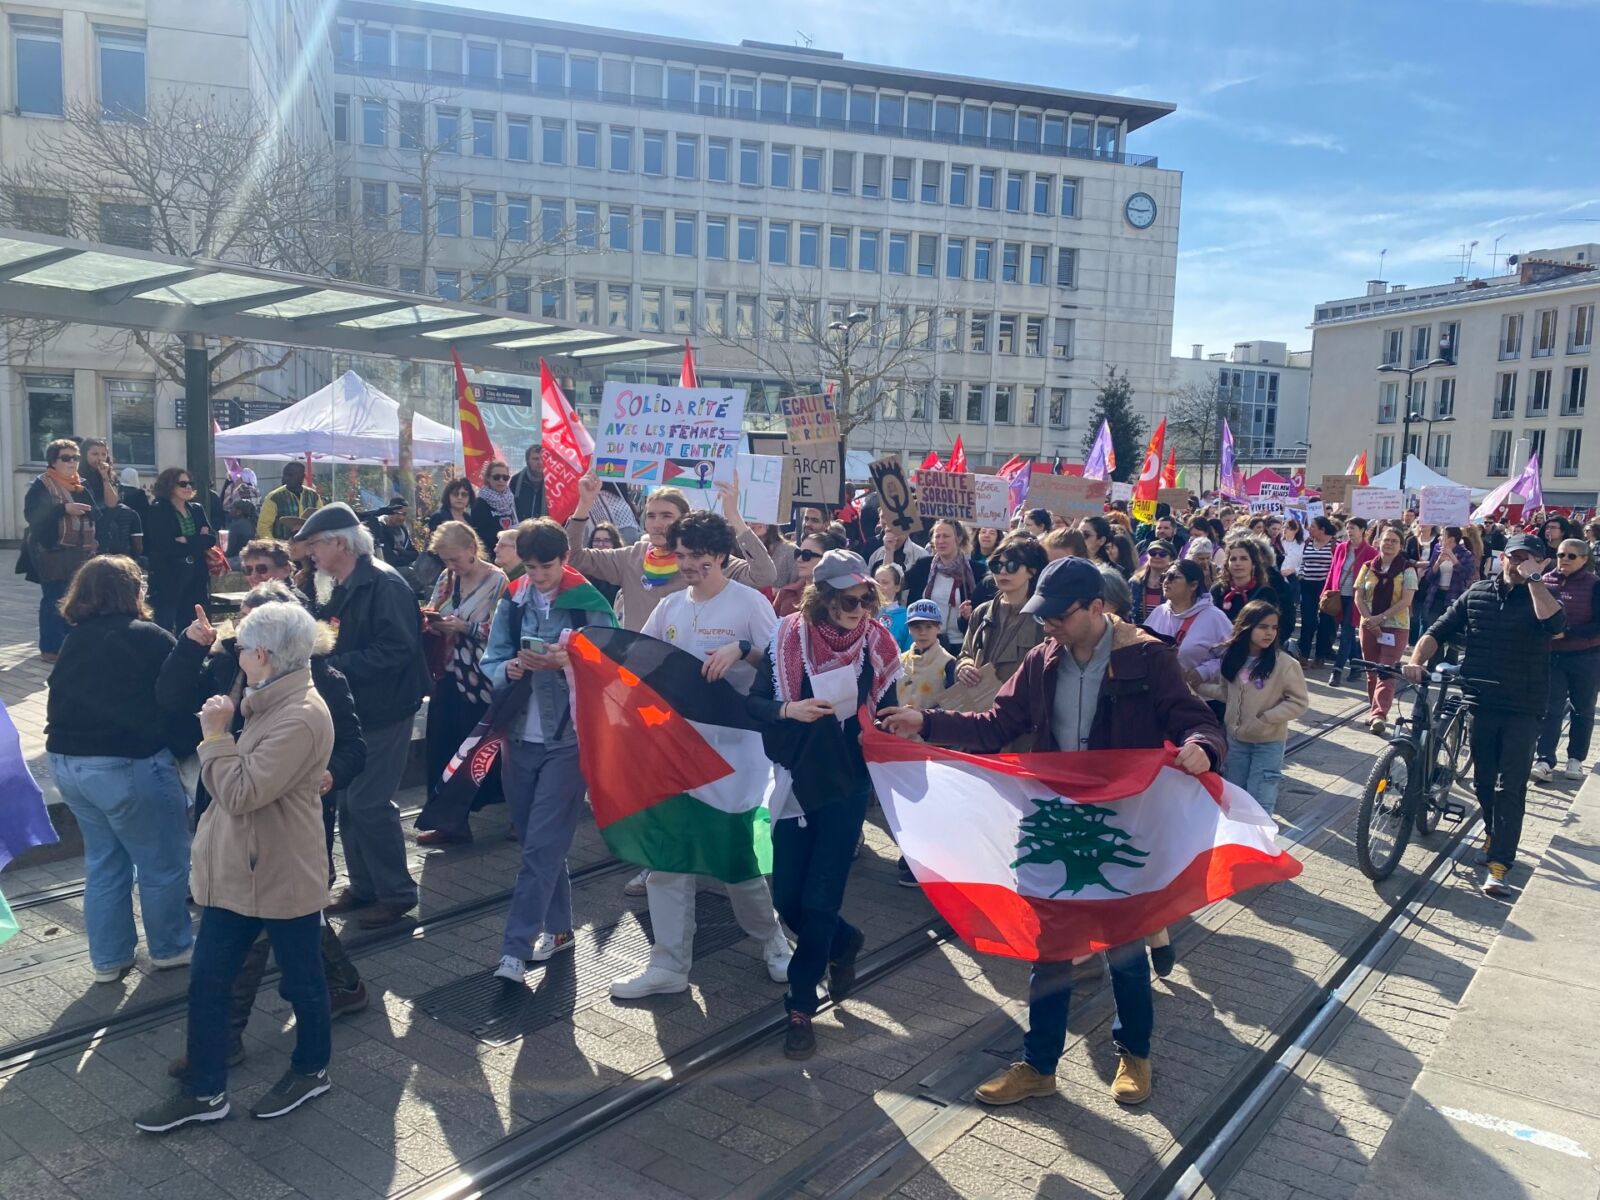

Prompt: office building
[1167,340,1311,467]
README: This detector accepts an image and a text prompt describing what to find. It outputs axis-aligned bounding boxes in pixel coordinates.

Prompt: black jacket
[17,475,95,584]
[510,467,546,520]
[364,514,418,569]
[156,633,366,799]
[1426,576,1567,717]
[468,496,516,555]
[45,614,186,758]
[316,555,428,727]
[143,499,215,609]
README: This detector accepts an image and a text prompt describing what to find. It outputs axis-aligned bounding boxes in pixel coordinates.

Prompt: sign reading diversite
[913,469,1012,525]
[595,382,746,491]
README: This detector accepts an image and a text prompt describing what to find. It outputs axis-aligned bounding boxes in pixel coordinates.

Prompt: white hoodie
[1145,593,1235,675]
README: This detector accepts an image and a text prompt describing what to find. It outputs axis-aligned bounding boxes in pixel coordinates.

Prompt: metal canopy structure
[0,227,679,373]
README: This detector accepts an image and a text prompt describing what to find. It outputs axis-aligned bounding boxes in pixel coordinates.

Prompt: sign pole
[182,337,212,505]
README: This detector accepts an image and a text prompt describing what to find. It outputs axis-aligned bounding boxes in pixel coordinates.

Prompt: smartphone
[520,636,548,654]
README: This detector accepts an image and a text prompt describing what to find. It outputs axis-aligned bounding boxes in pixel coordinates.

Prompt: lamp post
[1378,356,1451,492]
[827,309,869,438]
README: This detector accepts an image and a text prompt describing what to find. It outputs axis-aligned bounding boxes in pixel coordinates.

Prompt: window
[798,224,819,267]
[1487,429,1513,476]
[542,120,565,164]
[606,285,629,327]
[639,287,663,333]
[14,192,67,235]
[1033,175,1052,216]
[357,183,386,232]
[1435,377,1455,418]
[574,123,598,168]
[943,237,963,279]
[675,134,697,179]
[472,192,495,239]
[862,155,883,198]
[1050,388,1069,429]
[399,187,423,234]
[1410,324,1432,365]
[1526,428,1546,464]
[742,142,762,185]
[575,203,597,249]
[1565,365,1589,415]
[992,385,1014,424]
[608,206,629,251]
[571,56,598,95]
[643,131,665,175]
[974,240,992,281]
[466,273,491,304]
[850,89,875,126]
[1005,171,1024,212]
[768,221,789,264]
[641,209,663,254]
[939,311,960,351]
[703,292,728,336]
[938,385,958,423]
[1426,432,1451,470]
[1001,242,1021,283]
[1060,177,1080,217]
[1095,121,1119,158]
[599,57,628,95]
[1381,328,1402,366]
[730,75,755,111]
[431,34,461,73]
[573,283,597,324]
[858,230,880,272]
[888,233,908,275]
[1556,428,1583,476]
[1056,247,1077,289]
[708,138,730,182]
[671,290,692,332]
[891,157,912,201]
[26,373,79,465]
[434,269,461,301]
[706,216,727,259]
[1025,316,1044,356]
[1023,386,1042,426]
[537,199,562,243]
[801,149,823,191]
[921,161,941,204]
[771,146,792,188]
[98,27,145,119]
[467,40,497,81]
[829,227,849,270]
[1052,318,1074,360]
[1533,308,1557,357]
[1493,371,1515,418]
[13,18,63,116]
[969,314,989,353]
[422,188,463,242]
[634,62,663,99]
[1438,319,1459,363]
[610,126,632,171]
[978,168,997,209]
[1069,117,1092,152]
[1570,303,1594,353]
[736,294,756,338]
[540,287,563,319]
[997,314,1017,355]
[737,218,759,262]
[1530,368,1552,415]
[1378,381,1399,423]
[1374,435,1394,473]
[473,111,495,157]
[965,385,986,423]
[438,107,462,154]
[831,150,853,194]
[949,165,969,207]
[362,100,385,146]
[334,94,349,143]
[1500,313,1523,360]
[399,268,423,294]
[358,26,389,65]
[1028,246,1047,285]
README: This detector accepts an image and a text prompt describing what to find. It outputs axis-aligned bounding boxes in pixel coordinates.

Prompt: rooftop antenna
[1463,239,1478,279]
[1377,248,1387,278]
[796,30,813,47]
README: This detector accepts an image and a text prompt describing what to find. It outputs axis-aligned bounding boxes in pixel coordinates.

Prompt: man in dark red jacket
[882,557,1225,1109]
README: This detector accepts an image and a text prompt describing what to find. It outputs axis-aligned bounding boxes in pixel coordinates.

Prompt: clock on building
[1124,192,1157,229]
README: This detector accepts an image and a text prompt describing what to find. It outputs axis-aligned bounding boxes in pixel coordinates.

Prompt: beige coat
[1200,653,1309,744]
[193,667,335,919]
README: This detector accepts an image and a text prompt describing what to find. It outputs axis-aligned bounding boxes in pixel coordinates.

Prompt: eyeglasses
[833,593,868,612]
[488,474,510,482]
[1162,572,1184,583]
[242,563,276,577]
[795,548,822,562]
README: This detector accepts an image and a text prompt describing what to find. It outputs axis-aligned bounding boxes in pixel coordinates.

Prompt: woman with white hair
[136,600,336,1134]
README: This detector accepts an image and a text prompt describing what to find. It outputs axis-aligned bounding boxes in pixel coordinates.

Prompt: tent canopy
[1365,455,1489,499]
[213,371,461,466]
[1244,467,1291,495]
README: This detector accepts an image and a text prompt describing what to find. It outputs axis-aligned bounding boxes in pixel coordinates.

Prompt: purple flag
[1083,420,1114,481]
[0,698,54,872]
[1220,418,1244,498]
[1471,453,1544,522]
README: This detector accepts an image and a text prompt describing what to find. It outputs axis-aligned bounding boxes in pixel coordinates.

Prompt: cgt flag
[539,359,594,524]
[1131,418,1167,522]
[451,347,498,486]
[864,732,1300,961]
[947,436,968,474]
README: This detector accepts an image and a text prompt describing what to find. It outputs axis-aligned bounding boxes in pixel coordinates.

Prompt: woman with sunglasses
[954,533,1048,715]
[1129,541,1176,624]
[467,459,519,554]
[774,531,842,616]
[145,467,217,634]
[1145,558,1234,682]
[20,438,100,660]
[427,477,475,534]
[1533,539,1600,781]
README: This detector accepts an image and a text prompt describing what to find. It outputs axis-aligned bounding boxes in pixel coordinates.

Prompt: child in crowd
[875,562,909,650]
[898,600,957,710]
[1199,600,1308,816]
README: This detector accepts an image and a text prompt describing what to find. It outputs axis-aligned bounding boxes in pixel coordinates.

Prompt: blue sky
[445,0,1600,355]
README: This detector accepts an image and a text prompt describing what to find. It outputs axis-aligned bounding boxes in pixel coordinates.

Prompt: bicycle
[1352,659,1474,881]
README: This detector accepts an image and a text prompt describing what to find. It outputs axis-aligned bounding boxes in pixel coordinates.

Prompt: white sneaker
[609,966,689,999]
[763,934,792,983]
[529,931,574,962]
[150,946,193,970]
[1563,758,1586,780]
[1531,761,1554,782]
[623,869,650,897]
[493,955,525,982]
[93,960,134,984]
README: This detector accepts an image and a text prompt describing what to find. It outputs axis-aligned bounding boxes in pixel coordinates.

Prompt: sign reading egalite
[870,454,922,535]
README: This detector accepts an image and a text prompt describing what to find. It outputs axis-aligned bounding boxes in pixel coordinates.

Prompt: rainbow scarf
[641,544,679,590]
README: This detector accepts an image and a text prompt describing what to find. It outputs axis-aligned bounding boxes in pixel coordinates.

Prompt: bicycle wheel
[1357,743,1415,881]
[1421,707,1470,835]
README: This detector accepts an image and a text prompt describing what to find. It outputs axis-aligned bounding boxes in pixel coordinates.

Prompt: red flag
[1132,419,1168,508]
[1160,448,1178,489]
[920,450,943,471]
[679,339,698,388]
[451,347,497,486]
[1347,450,1369,486]
[540,360,593,524]
[948,436,968,474]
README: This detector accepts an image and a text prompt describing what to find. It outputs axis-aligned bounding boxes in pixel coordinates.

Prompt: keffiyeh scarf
[772,611,901,708]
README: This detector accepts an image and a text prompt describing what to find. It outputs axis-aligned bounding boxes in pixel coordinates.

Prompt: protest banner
[1157,487,1194,511]
[595,382,747,492]
[735,452,785,523]
[913,469,1012,525]
[1249,497,1286,517]
[1258,482,1291,497]
[1319,474,1359,508]
[1350,487,1404,521]
[1418,485,1471,526]
[870,455,922,535]
[747,432,845,509]
[1109,482,1134,502]
[778,391,839,445]
[1027,474,1107,522]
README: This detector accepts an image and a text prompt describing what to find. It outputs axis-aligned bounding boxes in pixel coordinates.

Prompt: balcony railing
[335,59,1161,168]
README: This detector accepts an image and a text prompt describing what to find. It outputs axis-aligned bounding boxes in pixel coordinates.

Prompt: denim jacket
[481,594,583,746]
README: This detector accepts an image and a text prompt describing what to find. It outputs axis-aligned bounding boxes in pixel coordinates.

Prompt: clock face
[1125,192,1157,229]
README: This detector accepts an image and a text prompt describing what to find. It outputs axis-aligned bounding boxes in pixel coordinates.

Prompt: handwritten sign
[735,452,785,524]
[595,382,746,491]
[1157,488,1193,511]
[747,432,844,508]
[1026,474,1106,522]
[1319,474,1359,508]
[1258,482,1291,497]
[778,391,839,445]
[1109,482,1134,502]
[1350,487,1404,521]
[1249,497,1286,517]
[870,455,922,535]
[1418,485,1471,526]
[913,469,1012,525]
[1306,500,1326,519]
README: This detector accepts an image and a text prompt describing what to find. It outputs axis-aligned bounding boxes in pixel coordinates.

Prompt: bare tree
[1166,375,1242,491]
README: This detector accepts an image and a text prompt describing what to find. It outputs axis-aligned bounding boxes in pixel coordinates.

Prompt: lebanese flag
[451,347,497,486]
[948,436,968,474]
[864,730,1301,962]
[679,339,699,388]
[566,626,777,882]
[540,359,594,524]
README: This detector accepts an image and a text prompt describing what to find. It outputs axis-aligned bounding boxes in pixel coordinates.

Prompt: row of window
[1378,305,1596,368]
[1378,366,1590,425]
[22,375,154,466]
[1372,425,1585,479]
[10,17,145,119]
[336,102,1086,218]
[335,23,1126,158]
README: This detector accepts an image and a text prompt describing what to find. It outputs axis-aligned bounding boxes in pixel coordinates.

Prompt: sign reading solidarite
[594,382,746,491]
[778,391,839,445]
[914,469,1011,525]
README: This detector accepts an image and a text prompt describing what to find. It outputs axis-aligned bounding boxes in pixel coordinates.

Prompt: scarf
[176,504,196,538]
[641,543,678,590]
[40,469,95,551]
[923,553,977,605]
[480,484,517,526]
[772,611,901,709]
[1369,554,1411,615]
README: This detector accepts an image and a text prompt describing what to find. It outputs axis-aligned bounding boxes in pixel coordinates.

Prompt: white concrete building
[331,1,1182,466]
[1307,247,1599,505]
[1167,339,1311,466]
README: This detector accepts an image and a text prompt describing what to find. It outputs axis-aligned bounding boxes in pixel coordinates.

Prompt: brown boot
[975,1062,1057,1106]
[1112,1054,1152,1104]
[324,888,375,915]
[356,901,416,929]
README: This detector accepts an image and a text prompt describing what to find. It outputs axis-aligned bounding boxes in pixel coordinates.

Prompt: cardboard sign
[747,432,844,509]
[1026,474,1106,521]
[595,382,747,491]
[870,455,922,535]
[1418,485,1471,526]
[778,391,839,445]
[1319,474,1359,508]
[735,452,785,524]
[913,469,1011,525]
[1157,488,1194,511]
[1249,497,1286,517]
[1109,481,1134,502]
[1350,487,1404,521]
[1258,482,1291,497]
[1306,500,1326,519]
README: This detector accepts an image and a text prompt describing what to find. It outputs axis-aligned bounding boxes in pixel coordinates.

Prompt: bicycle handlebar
[1348,659,1460,683]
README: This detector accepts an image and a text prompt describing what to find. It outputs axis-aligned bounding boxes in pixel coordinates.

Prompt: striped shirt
[1300,540,1335,585]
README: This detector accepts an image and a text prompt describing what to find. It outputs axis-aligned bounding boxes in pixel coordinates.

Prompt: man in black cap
[880,556,1225,1110]
[292,503,429,926]
[1405,531,1565,898]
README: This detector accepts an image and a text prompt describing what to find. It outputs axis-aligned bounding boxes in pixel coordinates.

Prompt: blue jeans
[500,740,585,960]
[49,750,193,971]
[1223,736,1287,815]
[1537,650,1600,766]
[187,906,328,1098]
[38,579,67,653]
[772,786,869,1016]
[1332,595,1360,671]
[1025,938,1153,1074]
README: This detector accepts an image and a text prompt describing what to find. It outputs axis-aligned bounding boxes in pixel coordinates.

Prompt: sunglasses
[796,548,822,562]
[1146,549,1171,559]
[56,454,80,462]
[177,480,195,489]
[242,563,276,577]
[833,593,869,612]
[1162,571,1184,583]
[488,474,510,482]
[1558,552,1585,561]
[991,558,1026,574]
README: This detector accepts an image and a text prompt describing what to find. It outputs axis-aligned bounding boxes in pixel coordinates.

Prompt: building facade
[1307,247,1599,506]
[1167,339,1311,467]
[331,1,1181,467]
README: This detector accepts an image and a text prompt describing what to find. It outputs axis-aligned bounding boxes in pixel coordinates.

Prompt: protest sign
[1418,485,1471,526]
[913,469,1012,525]
[747,433,845,509]
[735,453,785,523]
[1109,482,1134,502]
[1258,482,1291,497]
[778,391,839,445]
[1306,500,1325,519]
[595,382,746,491]
[1319,474,1359,508]
[1350,487,1404,521]
[1027,474,1107,521]
[1249,497,1286,517]
[870,455,922,535]
[1157,487,1194,511]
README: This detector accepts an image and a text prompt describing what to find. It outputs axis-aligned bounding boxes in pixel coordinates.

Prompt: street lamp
[827,309,870,417]
[1378,355,1451,492]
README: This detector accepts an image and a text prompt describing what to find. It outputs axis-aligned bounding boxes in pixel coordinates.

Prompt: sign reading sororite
[594,382,746,492]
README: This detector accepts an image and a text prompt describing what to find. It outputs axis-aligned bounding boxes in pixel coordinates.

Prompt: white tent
[213,371,461,465]
[1364,455,1489,500]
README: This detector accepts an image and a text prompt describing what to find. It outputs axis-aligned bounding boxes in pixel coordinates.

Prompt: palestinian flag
[864,730,1300,962]
[424,567,615,823]
[566,626,775,883]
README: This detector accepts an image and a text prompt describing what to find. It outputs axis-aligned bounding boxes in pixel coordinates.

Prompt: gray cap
[812,548,873,590]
